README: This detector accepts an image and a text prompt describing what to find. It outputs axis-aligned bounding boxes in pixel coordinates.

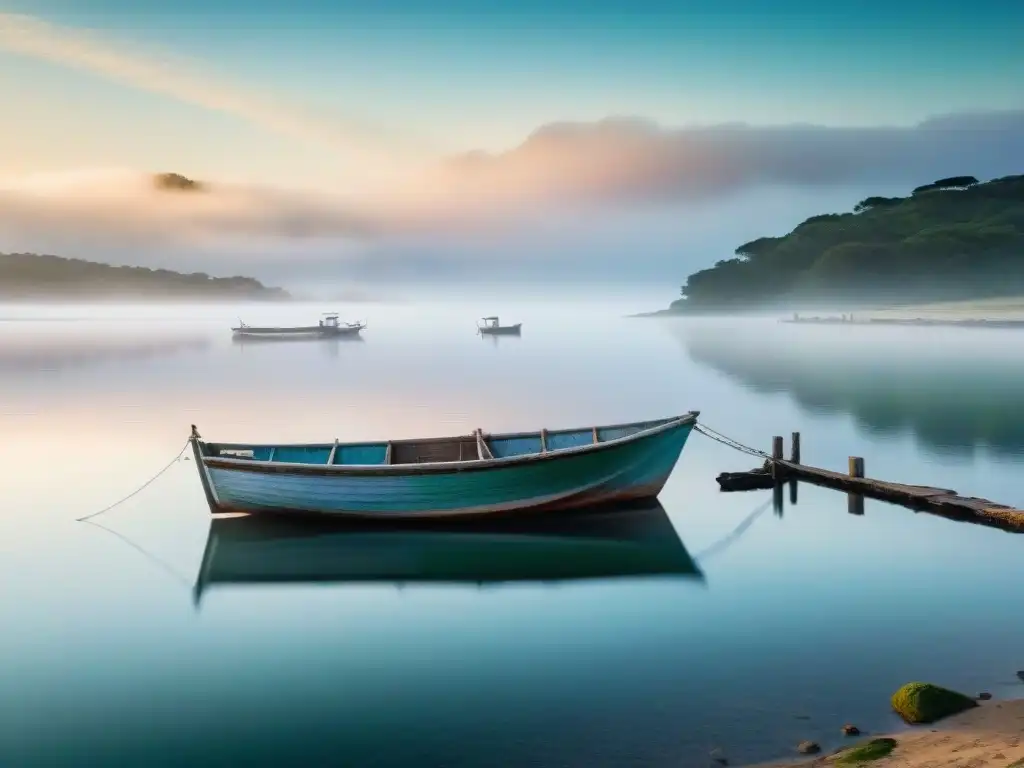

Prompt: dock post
[849,456,865,478]
[789,478,798,506]
[771,436,784,480]
[773,481,784,518]
[790,432,801,464]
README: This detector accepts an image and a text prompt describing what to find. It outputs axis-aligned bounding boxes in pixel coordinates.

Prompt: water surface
[3,302,1023,767]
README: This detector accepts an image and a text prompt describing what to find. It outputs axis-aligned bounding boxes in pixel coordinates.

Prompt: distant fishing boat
[232,313,365,340]
[188,412,698,519]
[477,316,522,335]
[192,500,704,604]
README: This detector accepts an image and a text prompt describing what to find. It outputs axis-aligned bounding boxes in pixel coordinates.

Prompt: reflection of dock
[716,434,1024,533]
[194,501,704,605]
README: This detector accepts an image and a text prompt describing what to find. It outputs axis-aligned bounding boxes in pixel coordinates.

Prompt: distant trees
[0,252,289,300]
[912,176,980,195]
[735,236,783,260]
[854,196,904,213]
[674,173,1024,310]
[153,172,204,192]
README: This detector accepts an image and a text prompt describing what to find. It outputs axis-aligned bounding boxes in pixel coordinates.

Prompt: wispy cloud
[432,111,1024,206]
[0,169,371,246]
[0,108,1022,289]
[0,13,423,187]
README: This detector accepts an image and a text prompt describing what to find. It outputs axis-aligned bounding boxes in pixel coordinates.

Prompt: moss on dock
[891,682,977,724]
[979,507,1024,530]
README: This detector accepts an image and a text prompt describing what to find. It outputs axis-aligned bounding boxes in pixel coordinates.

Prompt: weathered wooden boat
[193,501,704,603]
[189,412,698,518]
[477,316,522,335]
[232,313,366,340]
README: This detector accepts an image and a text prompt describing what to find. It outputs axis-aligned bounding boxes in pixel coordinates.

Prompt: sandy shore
[746,699,1024,767]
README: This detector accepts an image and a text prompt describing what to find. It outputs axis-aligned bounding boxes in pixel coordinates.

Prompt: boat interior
[207,417,684,466]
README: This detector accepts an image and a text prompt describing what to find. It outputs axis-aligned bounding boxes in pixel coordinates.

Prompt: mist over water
[3,300,1024,768]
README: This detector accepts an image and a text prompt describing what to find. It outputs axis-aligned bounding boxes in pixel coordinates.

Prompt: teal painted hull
[191,414,697,519]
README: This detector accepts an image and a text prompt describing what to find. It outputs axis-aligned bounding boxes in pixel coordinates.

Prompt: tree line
[673,173,1024,310]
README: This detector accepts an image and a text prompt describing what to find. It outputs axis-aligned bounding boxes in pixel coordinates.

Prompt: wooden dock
[716,434,1024,533]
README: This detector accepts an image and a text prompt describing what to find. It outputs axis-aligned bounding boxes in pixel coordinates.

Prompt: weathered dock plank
[717,468,775,491]
[776,460,956,499]
[717,457,1024,533]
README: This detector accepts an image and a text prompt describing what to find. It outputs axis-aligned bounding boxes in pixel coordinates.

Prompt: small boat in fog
[192,500,704,603]
[477,316,522,335]
[188,412,698,519]
[232,313,365,340]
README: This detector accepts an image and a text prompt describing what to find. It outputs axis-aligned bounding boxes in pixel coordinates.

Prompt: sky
[0,0,1022,295]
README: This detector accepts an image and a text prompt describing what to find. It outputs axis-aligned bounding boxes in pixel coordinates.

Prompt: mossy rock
[891,682,978,724]
[834,737,897,764]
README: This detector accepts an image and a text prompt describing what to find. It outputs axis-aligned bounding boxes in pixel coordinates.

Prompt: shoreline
[742,699,1024,767]
[783,316,1024,329]
[0,295,293,304]
[634,293,1024,321]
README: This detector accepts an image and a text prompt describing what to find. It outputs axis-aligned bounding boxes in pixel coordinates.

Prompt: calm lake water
[3,300,1024,768]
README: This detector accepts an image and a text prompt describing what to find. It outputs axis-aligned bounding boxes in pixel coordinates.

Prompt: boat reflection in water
[193,501,703,605]
[231,333,365,346]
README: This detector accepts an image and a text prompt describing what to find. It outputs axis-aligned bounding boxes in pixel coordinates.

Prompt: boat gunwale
[199,412,698,477]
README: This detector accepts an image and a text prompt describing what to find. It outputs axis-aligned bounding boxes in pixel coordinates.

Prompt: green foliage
[676,174,1024,310]
[854,196,903,213]
[735,236,784,259]
[890,682,977,724]
[933,175,979,189]
[834,737,897,764]
[0,252,290,300]
[912,176,978,195]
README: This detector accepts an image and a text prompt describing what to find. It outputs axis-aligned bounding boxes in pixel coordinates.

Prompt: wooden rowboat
[192,500,704,604]
[189,412,698,519]
[232,313,365,340]
[477,316,521,335]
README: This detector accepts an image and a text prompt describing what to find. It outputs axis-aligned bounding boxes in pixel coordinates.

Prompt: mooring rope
[75,439,191,522]
[79,517,194,589]
[71,423,770,523]
[693,422,773,460]
[691,497,773,564]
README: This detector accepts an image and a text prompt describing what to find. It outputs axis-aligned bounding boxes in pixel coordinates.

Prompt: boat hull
[194,418,694,519]
[479,323,521,335]
[232,325,362,339]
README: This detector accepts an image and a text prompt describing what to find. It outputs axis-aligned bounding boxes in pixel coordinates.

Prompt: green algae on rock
[891,682,978,724]
[834,737,898,764]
